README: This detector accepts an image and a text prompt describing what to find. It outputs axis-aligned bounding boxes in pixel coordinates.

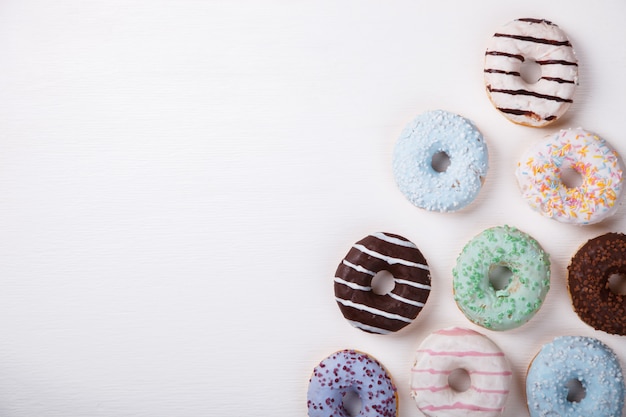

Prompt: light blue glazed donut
[526,336,625,417]
[392,110,489,212]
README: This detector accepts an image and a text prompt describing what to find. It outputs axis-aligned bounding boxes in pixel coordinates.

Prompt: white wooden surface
[0,1,625,416]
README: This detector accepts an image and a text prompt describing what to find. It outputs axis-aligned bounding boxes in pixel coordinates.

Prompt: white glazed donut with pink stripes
[410,327,512,417]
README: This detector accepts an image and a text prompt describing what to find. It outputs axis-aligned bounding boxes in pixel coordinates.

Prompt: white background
[0,1,625,416]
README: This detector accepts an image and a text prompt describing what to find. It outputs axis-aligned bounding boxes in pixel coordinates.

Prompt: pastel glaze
[308,349,397,417]
[410,327,512,417]
[453,225,550,331]
[516,127,623,225]
[484,18,578,127]
[526,336,625,417]
[334,232,431,334]
[392,110,488,212]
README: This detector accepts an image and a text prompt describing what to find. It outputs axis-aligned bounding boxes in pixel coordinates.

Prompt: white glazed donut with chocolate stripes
[334,232,431,334]
[484,18,578,127]
[410,327,512,417]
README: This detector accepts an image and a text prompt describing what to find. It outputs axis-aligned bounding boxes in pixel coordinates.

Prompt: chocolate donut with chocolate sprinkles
[567,233,626,335]
[334,232,431,334]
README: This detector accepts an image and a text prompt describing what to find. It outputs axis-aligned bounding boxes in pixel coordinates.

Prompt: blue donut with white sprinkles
[526,336,625,417]
[392,110,489,212]
[307,349,397,417]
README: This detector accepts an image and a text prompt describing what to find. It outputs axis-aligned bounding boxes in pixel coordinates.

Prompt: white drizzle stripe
[395,278,432,290]
[335,297,413,323]
[346,320,392,335]
[389,292,425,308]
[334,277,371,291]
[342,259,375,276]
[353,244,429,270]
[372,232,417,248]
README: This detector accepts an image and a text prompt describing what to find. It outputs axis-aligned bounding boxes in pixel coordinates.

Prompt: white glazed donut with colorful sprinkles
[410,327,512,417]
[484,18,578,127]
[516,127,624,225]
[308,349,397,417]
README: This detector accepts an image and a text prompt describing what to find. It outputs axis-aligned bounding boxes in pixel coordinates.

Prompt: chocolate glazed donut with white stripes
[334,232,431,334]
[484,18,578,127]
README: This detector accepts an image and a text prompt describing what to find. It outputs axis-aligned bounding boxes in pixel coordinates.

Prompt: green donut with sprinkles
[453,225,550,331]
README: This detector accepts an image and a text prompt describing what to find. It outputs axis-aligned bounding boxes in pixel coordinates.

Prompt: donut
[452,225,550,331]
[392,110,489,212]
[307,349,397,417]
[484,18,578,127]
[567,232,626,335]
[516,127,624,225]
[410,327,512,417]
[526,336,625,417]
[334,232,431,334]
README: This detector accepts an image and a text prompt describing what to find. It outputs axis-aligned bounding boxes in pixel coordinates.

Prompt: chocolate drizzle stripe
[496,107,557,122]
[346,320,392,334]
[493,33,572,47]
[485,51,525,62]
[497,108,536,116]
[541,76,576,84]
[335,297,413,323]
[334,277,371,291]
[395,278,431,290]
[352,244,430,270]
[484,69,521,76]
[488,87,573,103]
[516,18,555,26]
[342,259,375,276]
[535,59,578,66]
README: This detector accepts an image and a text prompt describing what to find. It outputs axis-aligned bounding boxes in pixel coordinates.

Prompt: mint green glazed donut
[453,225,550,331]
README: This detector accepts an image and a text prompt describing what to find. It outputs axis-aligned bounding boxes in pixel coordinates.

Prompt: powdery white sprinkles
[410,327,512,417]
[484,18,578,127]
[516,127,624,225]
[392,110,489,212]
[526,336,625,417]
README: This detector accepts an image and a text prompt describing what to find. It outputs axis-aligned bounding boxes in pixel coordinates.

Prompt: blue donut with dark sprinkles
[307,350,397,417]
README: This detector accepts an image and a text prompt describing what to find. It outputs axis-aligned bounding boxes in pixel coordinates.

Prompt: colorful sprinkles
[516,128,624,225]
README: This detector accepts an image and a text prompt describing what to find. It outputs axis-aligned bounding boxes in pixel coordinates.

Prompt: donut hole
[560,167,583,189]
[342,390,362,416]
[431,151,451,173]
[520,59,542,84]
[566,378,586,403]
[608,272,626,295]
[448,368,471,392]
[371,270,396,295]
[489,264,513,292]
